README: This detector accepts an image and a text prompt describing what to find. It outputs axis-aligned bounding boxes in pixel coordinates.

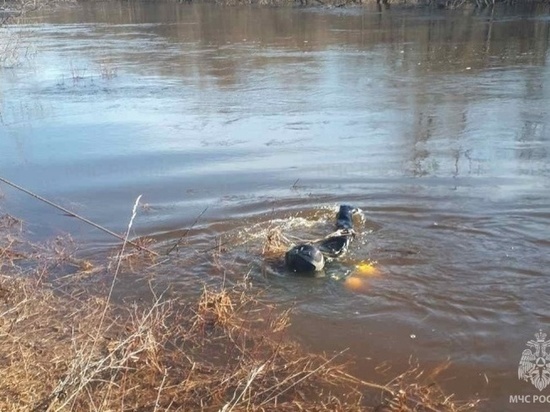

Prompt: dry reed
[0,205,480,412]
[0,270,482,411]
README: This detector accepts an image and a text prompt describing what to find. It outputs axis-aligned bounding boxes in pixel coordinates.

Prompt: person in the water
[285,205,359,274]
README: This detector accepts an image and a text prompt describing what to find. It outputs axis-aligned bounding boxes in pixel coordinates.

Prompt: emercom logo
[518,330,550,391]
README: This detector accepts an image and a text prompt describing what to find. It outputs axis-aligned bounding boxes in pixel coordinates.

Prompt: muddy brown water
[1,2,550,410]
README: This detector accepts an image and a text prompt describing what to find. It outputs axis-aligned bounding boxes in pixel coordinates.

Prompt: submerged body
[285,205,359,274]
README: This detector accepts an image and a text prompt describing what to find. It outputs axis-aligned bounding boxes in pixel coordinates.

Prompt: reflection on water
[1,3,550,410]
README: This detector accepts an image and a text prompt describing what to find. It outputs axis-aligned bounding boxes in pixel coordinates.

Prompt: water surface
[1,3,550,410]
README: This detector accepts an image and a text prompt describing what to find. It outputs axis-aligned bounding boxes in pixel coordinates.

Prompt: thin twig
[166,206,208,256]
[153,370,168,412]
[332,369,395,395]
[53,195,143,411]
[260,348,348,406]
[222,363,266,412]
[0,176,158,256]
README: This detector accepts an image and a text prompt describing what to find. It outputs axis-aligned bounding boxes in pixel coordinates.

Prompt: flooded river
[1,2,550,410]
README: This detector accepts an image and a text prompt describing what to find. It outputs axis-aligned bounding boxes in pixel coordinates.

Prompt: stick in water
[166,206,208,256]
[0,176,158,256]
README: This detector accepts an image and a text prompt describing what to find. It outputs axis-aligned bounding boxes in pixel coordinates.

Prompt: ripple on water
[2,4,550,410]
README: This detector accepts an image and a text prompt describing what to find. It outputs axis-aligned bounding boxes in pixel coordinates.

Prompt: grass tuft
[0,207,480,412]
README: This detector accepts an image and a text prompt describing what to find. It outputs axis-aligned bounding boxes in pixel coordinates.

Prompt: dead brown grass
[0,272,366,411]
[0,209,480,412]
[0,272,482,412]
[261,226,291,258]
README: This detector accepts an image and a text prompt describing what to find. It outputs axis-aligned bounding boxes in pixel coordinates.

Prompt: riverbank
[0,207,478,411]
[2,0,549,20]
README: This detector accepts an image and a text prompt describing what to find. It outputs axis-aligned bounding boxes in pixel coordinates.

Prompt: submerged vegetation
[0,193,481,411]
[0,0,70,67]
[1,0,74,27]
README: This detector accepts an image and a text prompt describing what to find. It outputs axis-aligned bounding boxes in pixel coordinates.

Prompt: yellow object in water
[344,276,366,291]
[354,261,380,277]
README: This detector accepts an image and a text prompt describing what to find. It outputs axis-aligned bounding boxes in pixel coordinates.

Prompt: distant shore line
[94,0,550,9]
[69,0,550,8]
[1,0,548,25]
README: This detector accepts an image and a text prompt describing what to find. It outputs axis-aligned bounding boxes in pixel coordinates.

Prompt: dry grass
[0,213,26,266]
[0,207,480,412]
[0,271,482,412]
[376,360,481,412]
[0,272,365,411]
[261,226,291,258]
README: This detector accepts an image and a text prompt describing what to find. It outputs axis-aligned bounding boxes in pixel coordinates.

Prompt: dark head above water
[285,244,325,273]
